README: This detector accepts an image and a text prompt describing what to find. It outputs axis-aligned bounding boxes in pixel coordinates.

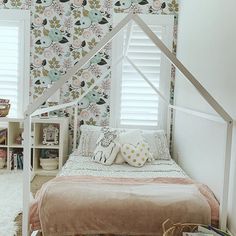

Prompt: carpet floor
[15,175,54,236]
[0,172,23,236]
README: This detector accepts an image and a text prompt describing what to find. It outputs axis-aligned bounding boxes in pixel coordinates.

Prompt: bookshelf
[0,117,69,176]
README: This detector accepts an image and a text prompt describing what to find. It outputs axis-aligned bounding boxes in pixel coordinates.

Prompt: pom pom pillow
[78,125,102,157]
[121,142,153,167]
[92,128,120,165]
[114,130,143,164]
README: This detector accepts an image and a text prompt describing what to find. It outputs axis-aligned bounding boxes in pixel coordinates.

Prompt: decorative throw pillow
[92,128,120,165]
[142,130,171,160]
[121,142,153,167]
[114,130,143,164]
[78,125,102,157]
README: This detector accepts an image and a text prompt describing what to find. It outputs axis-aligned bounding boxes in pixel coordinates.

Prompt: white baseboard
[227,228,235,236]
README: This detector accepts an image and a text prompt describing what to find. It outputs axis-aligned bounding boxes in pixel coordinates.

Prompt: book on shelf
[9,150,24,170]
[0,128,7,145]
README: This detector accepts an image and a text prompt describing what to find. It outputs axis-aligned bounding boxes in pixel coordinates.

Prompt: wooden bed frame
[22,13,234,236]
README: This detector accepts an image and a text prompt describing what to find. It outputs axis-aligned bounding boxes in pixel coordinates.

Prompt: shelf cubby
[0,117,69,176]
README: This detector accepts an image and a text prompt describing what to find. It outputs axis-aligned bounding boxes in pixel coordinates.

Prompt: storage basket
[0,104,10,117]
[162,219,201,236]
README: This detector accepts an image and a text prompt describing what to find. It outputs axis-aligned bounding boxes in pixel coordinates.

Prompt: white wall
[174,0,236,234]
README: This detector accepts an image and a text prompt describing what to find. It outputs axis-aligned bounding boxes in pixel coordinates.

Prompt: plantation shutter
[0,22,21,117]
[120,24,164,128]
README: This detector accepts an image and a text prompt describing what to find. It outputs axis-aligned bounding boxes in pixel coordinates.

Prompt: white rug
[0,171,23,236]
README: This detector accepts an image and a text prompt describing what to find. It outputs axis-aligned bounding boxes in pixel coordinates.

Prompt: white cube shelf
[0,117,69,176]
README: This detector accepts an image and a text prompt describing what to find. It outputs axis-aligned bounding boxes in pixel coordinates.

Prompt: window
[111,14,174,130]
[0,10,30,117]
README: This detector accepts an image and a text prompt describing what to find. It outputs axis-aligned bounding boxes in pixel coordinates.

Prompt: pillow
[78,125,102,156]
[92,128,120,165]
[142,130,170,160]
[78,125,170,160]
[121,141,153,167]
[114,130,143,164]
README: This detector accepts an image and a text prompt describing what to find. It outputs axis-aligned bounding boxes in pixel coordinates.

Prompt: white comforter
[59,151,187,178]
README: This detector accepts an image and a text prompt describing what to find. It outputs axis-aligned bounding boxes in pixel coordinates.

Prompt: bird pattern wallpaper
[0,0,178,149]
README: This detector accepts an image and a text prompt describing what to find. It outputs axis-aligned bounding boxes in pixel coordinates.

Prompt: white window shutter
[120,24,163,127]
[111,15,174,130]
[0,10,30,118]
[0,24,19,117]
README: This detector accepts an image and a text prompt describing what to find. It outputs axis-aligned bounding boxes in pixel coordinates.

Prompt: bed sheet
[59,151,187,178]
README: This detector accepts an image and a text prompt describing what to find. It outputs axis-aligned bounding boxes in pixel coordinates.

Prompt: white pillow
[121,141,153,167]
[78,125,102,157]
[92,128,120,165]
[78,125,170,160]
[114,130,143,164]
[142,130,170,160]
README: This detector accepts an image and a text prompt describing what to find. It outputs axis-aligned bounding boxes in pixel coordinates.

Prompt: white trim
[0,9,30,117]
[169,105,225,123]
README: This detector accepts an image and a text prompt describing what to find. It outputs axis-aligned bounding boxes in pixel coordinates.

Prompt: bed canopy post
[73,104,78,151]
[220,121,233,229]
[23,115,31,236]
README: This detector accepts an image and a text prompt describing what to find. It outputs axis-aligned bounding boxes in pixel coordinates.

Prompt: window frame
[0,9,30,118]
[110,14,174,130]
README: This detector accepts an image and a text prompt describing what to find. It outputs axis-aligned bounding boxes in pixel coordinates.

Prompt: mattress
[59,150,187,178]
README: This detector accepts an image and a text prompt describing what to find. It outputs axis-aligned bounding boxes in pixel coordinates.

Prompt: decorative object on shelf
[0,129,7,145]
[0,148,7,169]
[40,149,59,170]
[0,99,10,117]
[42,125,59,145]
[40,149,58,159]
[40,158,58,170]
[15,132,23,145]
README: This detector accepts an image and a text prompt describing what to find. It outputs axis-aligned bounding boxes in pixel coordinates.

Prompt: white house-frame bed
[23,12,234,236]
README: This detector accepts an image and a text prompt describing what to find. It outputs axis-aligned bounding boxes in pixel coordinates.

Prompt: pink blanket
[30,176,219,236]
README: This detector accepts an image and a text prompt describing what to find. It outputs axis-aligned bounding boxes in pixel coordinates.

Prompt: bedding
[30,151,219,236]
[59,151,186,178]
[30,176,219,236]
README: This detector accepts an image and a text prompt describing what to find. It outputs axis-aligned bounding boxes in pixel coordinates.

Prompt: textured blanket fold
[30,176,219,236]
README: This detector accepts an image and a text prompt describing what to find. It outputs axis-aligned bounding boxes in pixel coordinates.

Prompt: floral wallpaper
[0,0,178,150]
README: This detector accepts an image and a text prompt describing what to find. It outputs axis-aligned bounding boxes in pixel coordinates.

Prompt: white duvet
[59,151,187,178]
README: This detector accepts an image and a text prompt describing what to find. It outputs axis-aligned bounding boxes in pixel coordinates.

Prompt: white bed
[59,150,187,178]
